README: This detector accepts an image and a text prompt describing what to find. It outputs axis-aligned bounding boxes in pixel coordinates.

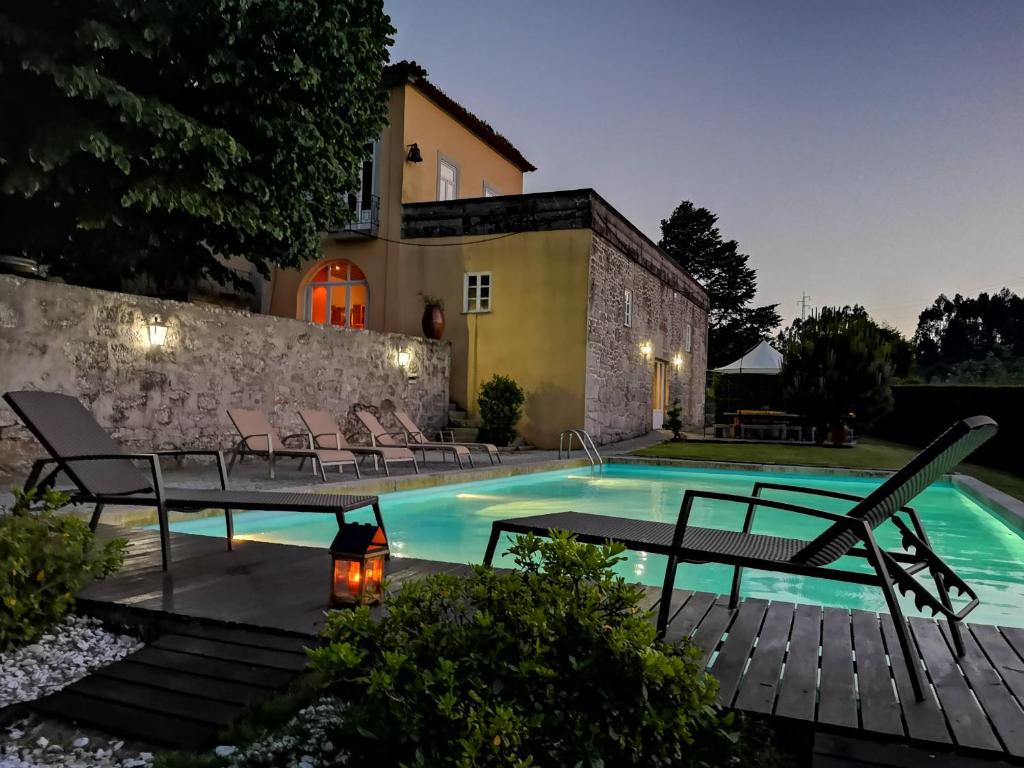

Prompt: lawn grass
[632,436,1024,502]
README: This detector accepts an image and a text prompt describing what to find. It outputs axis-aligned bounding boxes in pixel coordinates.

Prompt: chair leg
[483,526,502,566]
[657,555,680,635]
[156,502,172,571]
[268,454,276,480]
[352,460,361,480]
[382,459,390,477]
[227,451,238,476]
[729,565,743,609]
[413,458,420,474]
[880,577,927,701]
[224,509,234,550]
[89,503,105,532]
[318,459,327,483]
[933,572,966,656]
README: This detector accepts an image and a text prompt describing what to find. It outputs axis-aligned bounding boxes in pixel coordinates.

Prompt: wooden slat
[850,610,903,736]
[879,613,950,745]
[940,623,1024,757]
[909,617,1001,751]
[33,690,217,750]
[166,622,311,654]
[65,675,243,725]
[709,598,768,706]
[1001,628,1024,673]
[94,660,268,706]
[971,624,1024,706]
[663,591,716,644]
[152,635,309,671]
[734,601,794,714]
[818,607,858,729]
[129,647,295,689]
[637,585,665,614]
[689,596,737,669]
[775,602,821,722]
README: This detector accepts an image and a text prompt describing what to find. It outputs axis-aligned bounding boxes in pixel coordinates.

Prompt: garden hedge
[870,385,1024,471]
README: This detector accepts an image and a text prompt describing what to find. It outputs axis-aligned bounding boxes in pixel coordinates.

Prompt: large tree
[658,201,780,368]
[0,0,393,293]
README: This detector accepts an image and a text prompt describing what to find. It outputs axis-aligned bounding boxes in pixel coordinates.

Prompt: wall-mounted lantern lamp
[406,143,423,163]
[147,315,168,347]
[639,341,653,359]
[672,353,684,370]
[397,349,411,368]
[329,522,389,607]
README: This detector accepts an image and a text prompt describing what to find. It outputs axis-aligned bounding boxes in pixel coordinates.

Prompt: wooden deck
[75,526,1024,760]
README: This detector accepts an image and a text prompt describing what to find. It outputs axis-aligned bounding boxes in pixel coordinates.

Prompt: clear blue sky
[385,0,1024,335]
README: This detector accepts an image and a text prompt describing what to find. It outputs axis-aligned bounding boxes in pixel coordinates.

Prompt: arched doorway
[303,260,369,329]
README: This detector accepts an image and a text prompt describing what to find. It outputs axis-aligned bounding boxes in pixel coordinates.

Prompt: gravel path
[1,719,156,768]
[0,616,142,708]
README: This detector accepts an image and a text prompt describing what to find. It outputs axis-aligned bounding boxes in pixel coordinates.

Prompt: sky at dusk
[385,0,1024,335]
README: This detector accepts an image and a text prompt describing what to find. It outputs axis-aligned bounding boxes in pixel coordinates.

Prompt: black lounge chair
[483,416,997,701]
[4,391,385,571]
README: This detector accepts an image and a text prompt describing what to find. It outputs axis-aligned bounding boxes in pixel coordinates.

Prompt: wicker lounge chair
[226,409,359,481]
[4,391,385,571]
[354,408,472,469]
[483,416,997,701]
[298,409,419,477]
[394,409,501,465]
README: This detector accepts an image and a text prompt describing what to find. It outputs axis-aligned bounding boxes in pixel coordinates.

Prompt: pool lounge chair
[4,391,384,571]
[483,416,998,702]
[393,409,501,466]
[298,409,420,476]
[226,409,360,481]
[354,408,472,469]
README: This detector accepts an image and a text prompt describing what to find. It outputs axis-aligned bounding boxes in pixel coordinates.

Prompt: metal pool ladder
[558,429,603,468]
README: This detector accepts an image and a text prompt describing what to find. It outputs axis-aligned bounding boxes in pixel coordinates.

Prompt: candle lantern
[329,522,389,606]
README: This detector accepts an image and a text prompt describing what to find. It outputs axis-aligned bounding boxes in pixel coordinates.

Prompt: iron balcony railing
[334,193,380,238]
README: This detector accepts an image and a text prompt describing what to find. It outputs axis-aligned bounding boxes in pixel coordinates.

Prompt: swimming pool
[160,464,1024,627]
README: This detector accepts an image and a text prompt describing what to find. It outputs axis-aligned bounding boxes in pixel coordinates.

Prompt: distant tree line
[913,289,1024,383]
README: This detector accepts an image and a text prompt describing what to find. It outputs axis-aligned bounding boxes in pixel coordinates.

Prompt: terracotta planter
[421,305,445,340]
[830,424,848,446]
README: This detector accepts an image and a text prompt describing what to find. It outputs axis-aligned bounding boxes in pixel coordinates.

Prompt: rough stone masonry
[0,275,450,478]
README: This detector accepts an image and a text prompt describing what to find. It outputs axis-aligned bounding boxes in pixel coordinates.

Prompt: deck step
[30,625,309,749]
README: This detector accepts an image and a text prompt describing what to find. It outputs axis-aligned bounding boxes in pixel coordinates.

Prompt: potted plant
[831,412,856,447]
[420,294,445,340]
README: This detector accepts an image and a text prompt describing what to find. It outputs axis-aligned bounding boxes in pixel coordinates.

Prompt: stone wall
[584,234,709,444]
[0,276,450,478]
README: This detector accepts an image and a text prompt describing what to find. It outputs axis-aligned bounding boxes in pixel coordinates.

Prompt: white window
[483,182,500,197]
[464,272,492,313]
[685,322,693,353]
[438,157,458,201]
[623,289,633,327]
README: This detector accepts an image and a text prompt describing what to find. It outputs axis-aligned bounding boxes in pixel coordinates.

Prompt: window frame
[685,322,693,353]
[304,261,370,330]
[623,288,633,328]
[463,271,492,314]
[483,182,500,197]
[437,154,459,201]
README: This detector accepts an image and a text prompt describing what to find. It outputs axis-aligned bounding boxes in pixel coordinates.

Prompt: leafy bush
[781,306,897,440]
[1,488,127,649]
[664,400,684,441]
[477,374,525,447]
[310,532,742,768]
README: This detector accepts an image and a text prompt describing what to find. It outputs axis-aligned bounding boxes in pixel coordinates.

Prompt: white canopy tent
[712,340,783,375]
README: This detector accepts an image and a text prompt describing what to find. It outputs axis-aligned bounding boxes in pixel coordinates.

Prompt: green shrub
[477,373,525,446]
[665,400,684,441]
[310,532,741,767]
[1,488,127,649]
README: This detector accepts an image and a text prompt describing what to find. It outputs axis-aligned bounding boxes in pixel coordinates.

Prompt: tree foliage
[913,289,1024,382]
[477,374,525,447]
[780,306,898,438]
[0,0,393,293]
[659,201,781,368]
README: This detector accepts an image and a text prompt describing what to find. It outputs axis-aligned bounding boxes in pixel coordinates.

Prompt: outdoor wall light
[406,143,423,163]
[672,354,684,370]
[640,341,653,359]
[397,349,411,368]
[147,315,168,347]
[329,522,389,606]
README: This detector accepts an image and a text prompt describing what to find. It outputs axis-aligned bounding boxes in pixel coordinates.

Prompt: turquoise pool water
[160,464,1024,627]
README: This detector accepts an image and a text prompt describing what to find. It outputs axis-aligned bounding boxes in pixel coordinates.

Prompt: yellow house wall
[395,229,592,447]
[401,85,524,202]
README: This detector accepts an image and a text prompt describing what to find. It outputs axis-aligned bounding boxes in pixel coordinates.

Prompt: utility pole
[797,292,812,320]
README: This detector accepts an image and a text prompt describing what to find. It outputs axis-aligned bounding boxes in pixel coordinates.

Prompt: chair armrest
[686,490,850,524]
[437,430,454,443]
[154,449,229,490]
[280,432,311,448]
[50,453,168,499]
[752,481,865,505]
[235,433,275,452]
[309,431,342,450]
